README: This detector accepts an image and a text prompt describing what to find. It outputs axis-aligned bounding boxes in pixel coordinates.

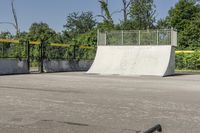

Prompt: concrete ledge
[44,60,93,72]
[0,59,29,75]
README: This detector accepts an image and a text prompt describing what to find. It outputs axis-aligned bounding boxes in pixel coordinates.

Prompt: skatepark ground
[0,72,200,133]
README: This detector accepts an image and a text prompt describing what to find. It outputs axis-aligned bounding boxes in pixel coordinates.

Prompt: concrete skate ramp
[87,46,175,76]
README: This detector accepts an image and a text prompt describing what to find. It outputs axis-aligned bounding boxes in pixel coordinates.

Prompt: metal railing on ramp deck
[97,29,177,47]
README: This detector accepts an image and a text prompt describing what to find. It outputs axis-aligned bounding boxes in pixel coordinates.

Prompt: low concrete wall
[0,59,29,75]
[43,60,93,72]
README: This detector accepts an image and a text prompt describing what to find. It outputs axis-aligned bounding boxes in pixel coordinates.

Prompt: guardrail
[97,29,177,46]
[0,39,96,49]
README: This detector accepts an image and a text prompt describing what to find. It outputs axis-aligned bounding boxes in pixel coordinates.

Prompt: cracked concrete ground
[0,72,200,133]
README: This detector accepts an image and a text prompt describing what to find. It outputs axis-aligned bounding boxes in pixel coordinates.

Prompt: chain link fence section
[0,40,27,59]
[97,29,177,46]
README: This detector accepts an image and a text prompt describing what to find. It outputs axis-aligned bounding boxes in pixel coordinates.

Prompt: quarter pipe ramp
[87,46,175,76]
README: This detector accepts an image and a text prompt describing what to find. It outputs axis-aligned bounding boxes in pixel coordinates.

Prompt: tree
[27,22,68,62]
[97,0,115,30]
[0,32,13,39]
[129,0,156,29]
[122,0,132,22]
[63,12,96,38]
[98,0,113,24]
[166,0,200,31]
[11,0,19,35]
[164,0,200,49]
[0,0,19,36]
[28,22,56,42]
[156,19,170,29]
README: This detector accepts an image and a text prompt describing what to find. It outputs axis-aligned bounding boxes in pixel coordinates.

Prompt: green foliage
[0,43,26,59]
[140,30,157,45]
[167,0,199,31]
[71,29,97,60]
[27,22,70,65]
[63,12,97,38]
[156,19,170,29]
[28,22,57,42]
[97,22,114,31]
[0,32,26,59]
[106,32,122,45]
[45,46,68,60]
[178,19,200,50]
[62,11,97,60]
[73,30,97,46]
[27,22,56,65]
[129,0,156,29]
[98,0,114,25]
[160,0,200,50]
[123,31,139,45]
[176,51,200,70]
[0,32,13,39]
[115,20,137,30]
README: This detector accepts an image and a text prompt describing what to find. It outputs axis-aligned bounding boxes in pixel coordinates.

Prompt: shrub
[176,51,200,70]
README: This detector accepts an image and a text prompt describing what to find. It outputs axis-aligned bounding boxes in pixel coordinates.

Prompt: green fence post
[39,41,44,73]
[27,41,30,72]
[2,44,4,57]
[73,45,76,60]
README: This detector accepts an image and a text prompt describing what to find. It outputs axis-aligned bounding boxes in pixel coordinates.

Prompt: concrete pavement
[0,72,200,133]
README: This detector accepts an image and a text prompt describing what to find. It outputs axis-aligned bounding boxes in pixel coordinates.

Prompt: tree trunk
[11,0,19,35]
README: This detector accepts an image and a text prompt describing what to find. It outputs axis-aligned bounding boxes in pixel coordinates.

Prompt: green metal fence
[0,39,96,61]
[0,41,27,59]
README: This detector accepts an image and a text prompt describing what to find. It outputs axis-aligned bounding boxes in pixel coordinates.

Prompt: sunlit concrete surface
[0,72,200,133]
[88,46,175,76]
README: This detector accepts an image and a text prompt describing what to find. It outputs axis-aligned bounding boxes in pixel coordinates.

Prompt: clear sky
[0,0,178,34]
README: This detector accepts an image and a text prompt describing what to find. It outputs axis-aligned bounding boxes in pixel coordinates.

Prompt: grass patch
[176,69,200,74]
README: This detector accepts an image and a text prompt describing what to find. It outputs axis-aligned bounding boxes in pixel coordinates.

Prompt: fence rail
[97,29,177,46]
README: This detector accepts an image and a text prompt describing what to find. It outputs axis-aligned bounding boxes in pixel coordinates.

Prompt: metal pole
[170,27,173,46]
[1,44,4,57]
[40,41,44,73]
[122,30,124,45]
[105,32,107,45]
[139,30,141,45]
[157,30,159,45]
[97,29,99,46]
[73,45,76,60]
[26,41,30,72]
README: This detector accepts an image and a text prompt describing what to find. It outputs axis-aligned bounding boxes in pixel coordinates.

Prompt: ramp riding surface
[88,46,175,76]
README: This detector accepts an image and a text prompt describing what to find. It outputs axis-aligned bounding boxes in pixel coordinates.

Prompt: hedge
[176,51,200,70]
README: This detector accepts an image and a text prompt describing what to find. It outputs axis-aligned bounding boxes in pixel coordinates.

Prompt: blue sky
[0,0,178,34]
